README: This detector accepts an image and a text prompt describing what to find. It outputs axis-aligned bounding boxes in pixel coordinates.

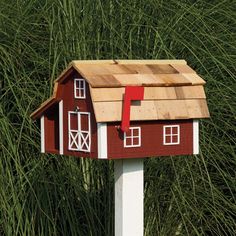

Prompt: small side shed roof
[31,60,210,121]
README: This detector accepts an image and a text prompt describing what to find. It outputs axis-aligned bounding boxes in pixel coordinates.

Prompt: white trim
[97,123,108,159]
[59,101,64,155]
[68,111,91,152]
[74,78,86,99]
[163,125,180,145]
[193,120,199,154]
[40,116,45,153]
[114,159,144,236]
[124,127,141,148]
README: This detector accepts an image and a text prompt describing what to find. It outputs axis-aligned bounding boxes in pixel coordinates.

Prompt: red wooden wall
[60,71,98,158]
[107,120,193,159]
[44,104,59,154]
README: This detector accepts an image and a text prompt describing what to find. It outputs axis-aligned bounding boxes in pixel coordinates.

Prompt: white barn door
[68,111,91,152]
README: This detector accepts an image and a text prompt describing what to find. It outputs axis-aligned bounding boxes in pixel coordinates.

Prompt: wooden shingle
[31,59,210,121]
[90,86,206,102]
[92,99,209,122]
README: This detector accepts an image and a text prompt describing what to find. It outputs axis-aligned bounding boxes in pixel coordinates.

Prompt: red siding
[107,120,193,159]
[61,71,98,158]
[44,104,59,154]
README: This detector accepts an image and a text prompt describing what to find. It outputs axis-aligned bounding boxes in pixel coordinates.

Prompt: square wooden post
[114,159,144,236]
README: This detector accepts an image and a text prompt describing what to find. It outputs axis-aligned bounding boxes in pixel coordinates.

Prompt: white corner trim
[40,116,45,153]
[59,101,64,155]
[193,120,199,154]
[97,123,107,159]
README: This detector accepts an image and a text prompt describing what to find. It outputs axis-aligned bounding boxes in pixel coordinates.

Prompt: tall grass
[0,0,235,235]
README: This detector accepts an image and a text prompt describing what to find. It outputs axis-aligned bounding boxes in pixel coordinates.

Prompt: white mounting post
[114,159,144,236]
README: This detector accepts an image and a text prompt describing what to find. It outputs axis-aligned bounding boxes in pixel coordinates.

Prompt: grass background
[0,0,236,235]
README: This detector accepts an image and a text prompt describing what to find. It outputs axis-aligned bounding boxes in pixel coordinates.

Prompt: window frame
[74,78,86,99]
[124,127,141,148]
[163,125,180,145]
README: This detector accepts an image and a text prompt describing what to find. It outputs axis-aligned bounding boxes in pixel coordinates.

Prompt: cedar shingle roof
[31,60,210,121]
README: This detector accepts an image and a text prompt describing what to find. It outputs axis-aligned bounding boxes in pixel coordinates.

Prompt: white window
[163,125,180,145]
[124,127,141,148]
[74,78,86,98]
[68,111,91,152]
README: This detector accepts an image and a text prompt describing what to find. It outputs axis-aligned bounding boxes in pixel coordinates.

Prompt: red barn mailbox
[31,60,210,236]
[31,60,209,158]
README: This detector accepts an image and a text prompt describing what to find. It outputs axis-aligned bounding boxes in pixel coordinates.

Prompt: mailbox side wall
[107,120,193,159]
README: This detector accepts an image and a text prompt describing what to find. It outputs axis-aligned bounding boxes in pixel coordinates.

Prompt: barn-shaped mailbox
[31,60,210,159]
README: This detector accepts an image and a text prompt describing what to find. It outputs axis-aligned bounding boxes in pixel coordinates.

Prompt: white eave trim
[97,123,108,159]
[40,116,45,153]
[59,100,64,155]
[193,120,199,154]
